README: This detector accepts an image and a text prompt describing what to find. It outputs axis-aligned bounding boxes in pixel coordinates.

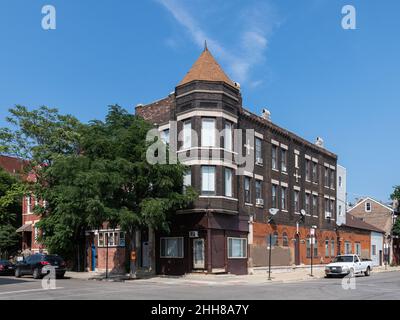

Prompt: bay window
[224,168,233,197]
[201,118,216,147]
[201,166,215,195]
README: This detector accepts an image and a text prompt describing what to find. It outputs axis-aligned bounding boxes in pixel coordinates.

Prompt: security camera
[269,208,279,216]
[300,209,306,216]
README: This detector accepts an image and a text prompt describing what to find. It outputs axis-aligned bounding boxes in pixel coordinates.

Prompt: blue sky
[0,0,399,203]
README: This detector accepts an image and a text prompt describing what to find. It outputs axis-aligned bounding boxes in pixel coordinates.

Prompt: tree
[391,186,400,237]
[0,168,23,259]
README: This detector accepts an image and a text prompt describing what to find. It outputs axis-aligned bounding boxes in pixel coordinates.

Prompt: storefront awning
[16,224,32,233]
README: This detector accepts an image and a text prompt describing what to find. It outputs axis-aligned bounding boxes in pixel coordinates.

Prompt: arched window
[330,238,335,257]
[273,232,279,247]
[282,232,289,247]
[325,238,330,257]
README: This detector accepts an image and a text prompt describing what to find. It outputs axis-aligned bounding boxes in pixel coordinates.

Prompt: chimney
[261,108,271,121]
[315,137,324,148]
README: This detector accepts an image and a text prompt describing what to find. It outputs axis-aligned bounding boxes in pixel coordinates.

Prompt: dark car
[0,260,15,276]
[15,254,66,279]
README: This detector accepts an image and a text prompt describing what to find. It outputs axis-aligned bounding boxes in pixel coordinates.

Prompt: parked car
[0,260,15,276]
[325,254,372,278]
[15,254,66,279]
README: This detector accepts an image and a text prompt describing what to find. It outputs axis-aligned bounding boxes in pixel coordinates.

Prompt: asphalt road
[0,271,399,300]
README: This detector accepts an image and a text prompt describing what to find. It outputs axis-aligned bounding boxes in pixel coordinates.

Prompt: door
[142,241,150,268]
[294,234,300,265]
[193,239,205,269]
[91,245,96,271]
[354,256,362,273]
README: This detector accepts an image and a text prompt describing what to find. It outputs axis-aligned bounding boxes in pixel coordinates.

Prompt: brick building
[135,46,347,275]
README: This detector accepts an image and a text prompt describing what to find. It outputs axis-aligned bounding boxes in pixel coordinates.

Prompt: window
[325,198,330,215]
[305,193,311,214]
[325,239,330,257]
[365,202,371,212]
[228,238,247,259]
[244,177,251,203]
[372,245,376,256]
[324,168,329,187]
[306,237,311,258]
[26,196,31,214]
[312,195,318,216]
[331,239,335,257]
[272,146,278,170]
[183,121,191,149]
[345,241,352,254]
[305,159,311,181]
[339,205,343,216]
[295,153,299,169]
[273,232,279,246]
[161,129,170,144]
[282,232,289,247]
[201,118,216,147]
[355,242,361,256]
[119,232,125,247]
[339,176,342,187]
[272,184,278,208]
[160,237,184,258]
[224,168,233,197]
[183,169,192,193]
[294,190,300,213]
[281,186,287,210]
[312,162,318,183]
[201,166,215,195]
[330,200,335,216]
[255,180,262,200]
[281,149,287,173]
[255,138,262,164]
[98,233,104,247]
[330,170,335,189]
[224,122,233,151]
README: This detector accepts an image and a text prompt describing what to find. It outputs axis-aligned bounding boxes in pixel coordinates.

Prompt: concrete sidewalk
[65,265,400,285]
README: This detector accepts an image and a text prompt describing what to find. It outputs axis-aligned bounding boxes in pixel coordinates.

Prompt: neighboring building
[135,46,340,275]
[338,213,384,265]
[336,165,347,226]
[348,197,395,264]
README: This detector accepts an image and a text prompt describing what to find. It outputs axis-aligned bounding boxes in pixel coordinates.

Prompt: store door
[193,239,205,269]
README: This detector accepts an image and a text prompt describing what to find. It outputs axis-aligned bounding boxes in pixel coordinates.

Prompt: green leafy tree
[0,168,24,259]
[391,186,400,237]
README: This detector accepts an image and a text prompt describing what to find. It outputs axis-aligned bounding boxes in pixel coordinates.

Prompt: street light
[310,225,317,277]
[267,208,279,281]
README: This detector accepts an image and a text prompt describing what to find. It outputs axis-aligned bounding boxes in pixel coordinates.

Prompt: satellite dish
[300,209,306,216]
[269,208,279,216]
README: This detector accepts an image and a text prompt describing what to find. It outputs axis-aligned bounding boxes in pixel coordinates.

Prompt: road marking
[0,287,64,295]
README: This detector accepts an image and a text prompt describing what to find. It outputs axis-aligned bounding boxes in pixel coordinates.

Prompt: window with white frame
[365,202,371,212]
[224,122,233,151]
[26,196,31,214]
[255,138,262,164]
[97,231,125,247]
[325,239,330,257]
[161,129,170,144]
[183,169,192,193]
[305,159,311,181]
[355,242,361,256]
[255,180,262,201]
[201,118,216,147]
[345,241,352,254]
[281,186,287,210]
[330,170,335,189]
[331,239,335,257]
[295,153,299,169]
[272,184,278,209]
[160,237,184,258]
[281,149,287,173]
[325,198,330,216]
[312,195,318,216]
[201,166,215,195]
[294,190,300,213]
[272,146,278,170]
[312,162,318,183]
[183,121,192,149]
[228,237,247,259]
[224,168,233,197]
[244,177,251,203]
[324,168,329,187]
[330,200,335,217]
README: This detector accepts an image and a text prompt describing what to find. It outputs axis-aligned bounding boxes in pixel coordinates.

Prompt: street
[0,271,399,300]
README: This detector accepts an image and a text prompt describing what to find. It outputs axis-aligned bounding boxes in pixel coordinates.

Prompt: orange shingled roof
[178,47,235,87]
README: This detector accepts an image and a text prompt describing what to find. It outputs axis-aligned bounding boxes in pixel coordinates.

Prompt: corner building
[136,47,339,275]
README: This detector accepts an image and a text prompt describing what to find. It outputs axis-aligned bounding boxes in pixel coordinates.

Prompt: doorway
[294,234,300,265]
[193,238,205,269]
[91,244,96,271]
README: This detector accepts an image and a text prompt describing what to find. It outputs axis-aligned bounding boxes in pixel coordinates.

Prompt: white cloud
[157,0,280,86]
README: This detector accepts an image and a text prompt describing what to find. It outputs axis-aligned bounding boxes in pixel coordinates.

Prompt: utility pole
[267,208,279,281]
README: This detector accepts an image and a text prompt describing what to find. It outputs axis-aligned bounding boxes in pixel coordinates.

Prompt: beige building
[348,197,395,264]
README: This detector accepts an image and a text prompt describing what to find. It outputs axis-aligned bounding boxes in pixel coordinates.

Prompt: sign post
[310,227,315,277]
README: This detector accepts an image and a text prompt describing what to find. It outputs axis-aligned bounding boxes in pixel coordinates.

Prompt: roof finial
[204,40,208,51]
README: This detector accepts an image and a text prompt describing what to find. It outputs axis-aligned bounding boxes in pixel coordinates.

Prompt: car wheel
[15,268,22,278]
[33,268,41,279]
[364,267,371,277]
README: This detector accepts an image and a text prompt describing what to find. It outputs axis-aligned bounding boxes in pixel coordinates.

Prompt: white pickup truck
[325,254,373,277]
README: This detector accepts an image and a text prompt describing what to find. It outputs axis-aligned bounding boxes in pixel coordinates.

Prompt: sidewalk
[65,265,400,285]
